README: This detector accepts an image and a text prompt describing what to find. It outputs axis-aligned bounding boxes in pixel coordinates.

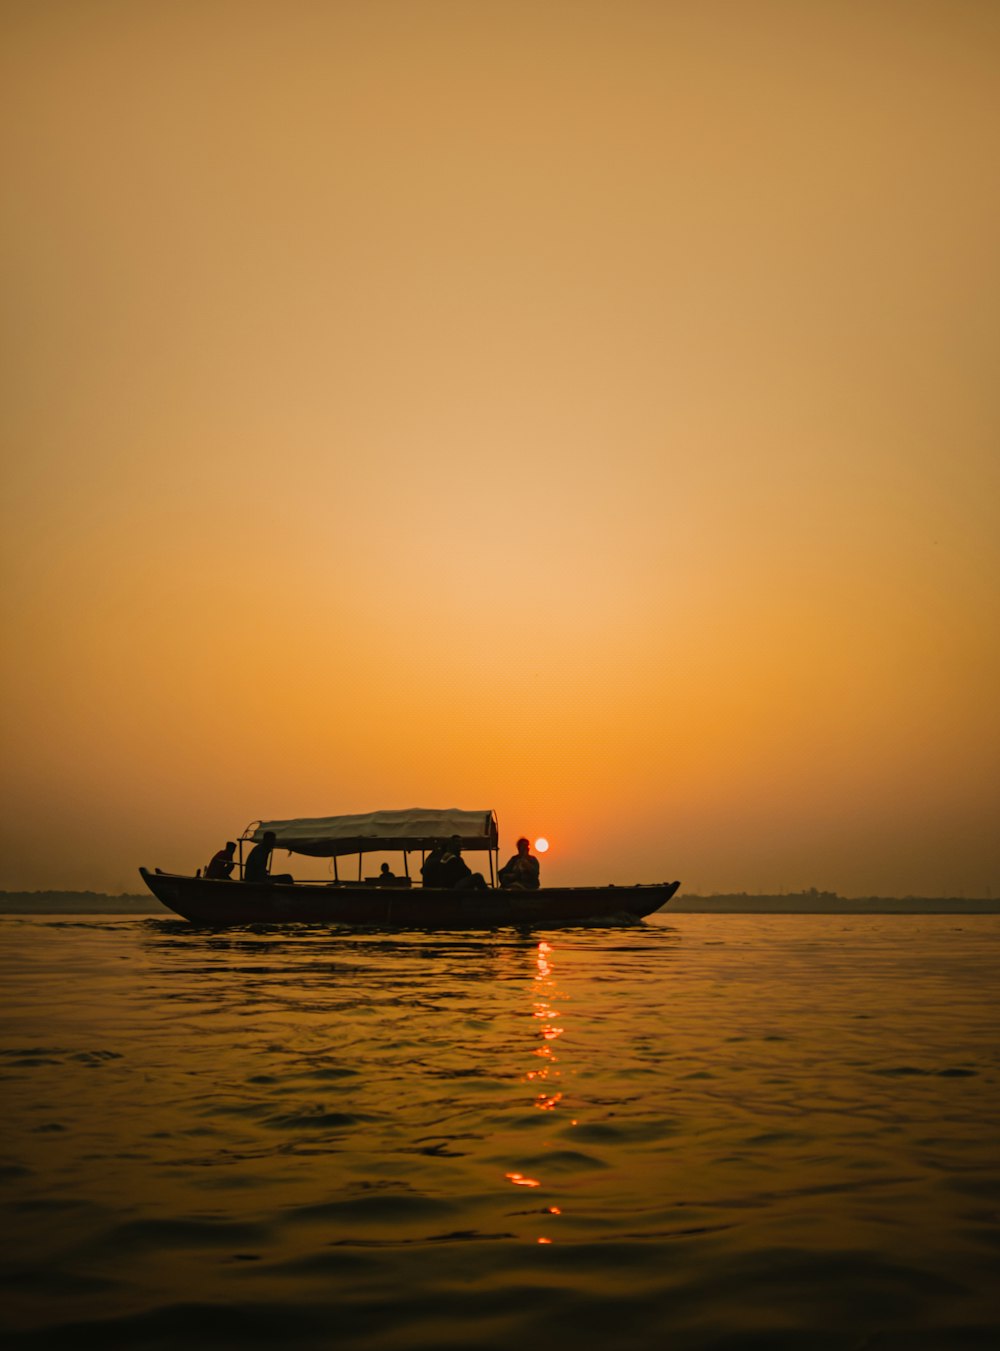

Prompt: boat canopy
[248,808,498,858]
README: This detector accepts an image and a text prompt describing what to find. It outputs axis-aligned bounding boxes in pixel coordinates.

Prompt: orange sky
[2,1,998,896]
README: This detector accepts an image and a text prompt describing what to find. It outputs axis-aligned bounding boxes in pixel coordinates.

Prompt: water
[1,913,998,1350]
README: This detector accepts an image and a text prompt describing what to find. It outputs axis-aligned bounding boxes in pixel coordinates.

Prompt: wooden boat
[139,807,680,928]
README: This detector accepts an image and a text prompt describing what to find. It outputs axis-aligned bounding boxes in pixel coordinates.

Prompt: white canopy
[248,808,498,857]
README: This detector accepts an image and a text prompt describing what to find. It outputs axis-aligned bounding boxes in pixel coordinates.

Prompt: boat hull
[139,869,680,928]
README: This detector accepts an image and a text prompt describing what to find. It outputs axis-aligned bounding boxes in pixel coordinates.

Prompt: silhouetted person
[245,831,276,883]
[499,837,540,890]
[379,862,396,882]
[421,841,448,887]
[205,841,236,880]
[439,837,487,891]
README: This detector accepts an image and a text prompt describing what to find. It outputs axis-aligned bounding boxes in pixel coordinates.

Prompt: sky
[2,0,998,897]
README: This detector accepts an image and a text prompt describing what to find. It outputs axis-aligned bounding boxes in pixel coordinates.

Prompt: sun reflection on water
[509,939,574,1242]
[505,1172,541,1188]
[531,941,565,1110]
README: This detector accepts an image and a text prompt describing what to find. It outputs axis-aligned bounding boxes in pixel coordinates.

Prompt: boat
[139,807,680,928]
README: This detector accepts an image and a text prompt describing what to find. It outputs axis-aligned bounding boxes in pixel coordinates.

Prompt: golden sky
[2,1,998,896]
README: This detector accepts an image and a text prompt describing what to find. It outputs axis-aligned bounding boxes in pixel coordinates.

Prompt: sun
[534,837,549,853]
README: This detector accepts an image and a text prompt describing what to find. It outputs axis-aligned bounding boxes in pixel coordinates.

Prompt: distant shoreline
[668,895,1000,914]
[0,892,165,914]
[0,890,997,915]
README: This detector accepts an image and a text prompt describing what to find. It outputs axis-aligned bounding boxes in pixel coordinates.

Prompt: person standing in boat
[499,837,540,890]
[205,841,236,879]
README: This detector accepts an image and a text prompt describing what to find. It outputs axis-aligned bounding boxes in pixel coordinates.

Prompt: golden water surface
[1,914,998,1349]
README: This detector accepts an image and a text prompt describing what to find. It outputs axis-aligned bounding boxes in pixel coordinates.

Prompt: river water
[1,913,998,1349]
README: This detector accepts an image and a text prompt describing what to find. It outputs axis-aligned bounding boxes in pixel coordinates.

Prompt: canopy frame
[235,808,500,887]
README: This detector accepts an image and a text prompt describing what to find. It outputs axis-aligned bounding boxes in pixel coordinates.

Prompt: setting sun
[535,838,549,854]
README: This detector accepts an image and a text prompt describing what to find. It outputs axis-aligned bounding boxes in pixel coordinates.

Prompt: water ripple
[1,913,998,1349]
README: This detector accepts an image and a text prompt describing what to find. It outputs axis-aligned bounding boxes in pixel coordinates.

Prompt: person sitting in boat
[205,841,236,880]
[244,831,294,885]
[422,838,486,890]
[439,837,488,891]
[499,837,540,890]
[421,842,448,887]
[379,862,397,883]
